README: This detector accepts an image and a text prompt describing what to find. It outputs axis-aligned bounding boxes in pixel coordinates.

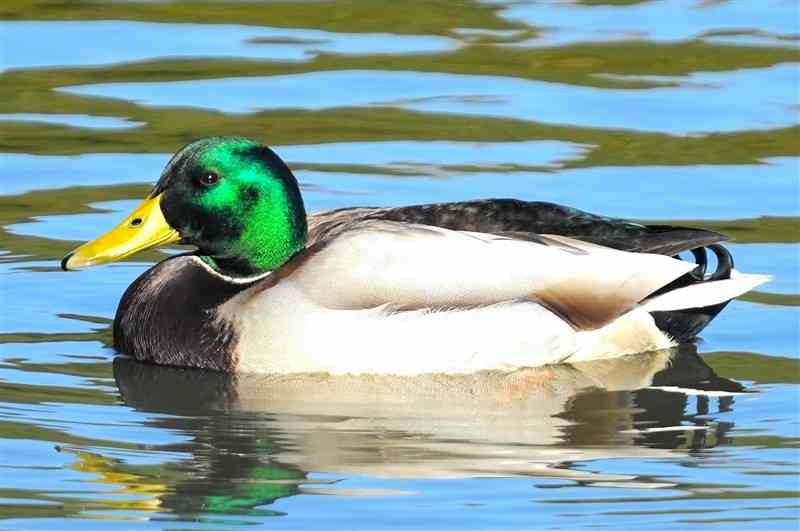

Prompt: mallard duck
[61,137,768,374]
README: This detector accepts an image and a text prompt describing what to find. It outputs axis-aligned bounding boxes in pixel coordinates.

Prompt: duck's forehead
[150,137,257,196]
[199,138,260,172]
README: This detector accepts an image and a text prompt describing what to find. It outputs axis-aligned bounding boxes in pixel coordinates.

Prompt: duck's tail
[641,245,770,341]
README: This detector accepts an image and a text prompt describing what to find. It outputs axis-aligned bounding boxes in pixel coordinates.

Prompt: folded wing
[288,220,696,330]
[307,199,728,256]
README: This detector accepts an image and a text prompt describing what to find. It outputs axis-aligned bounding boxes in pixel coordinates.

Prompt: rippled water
[1,1,798,529]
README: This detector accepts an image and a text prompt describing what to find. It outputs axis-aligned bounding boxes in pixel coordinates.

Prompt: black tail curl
[690,244,734,282]
[650,244,735,342]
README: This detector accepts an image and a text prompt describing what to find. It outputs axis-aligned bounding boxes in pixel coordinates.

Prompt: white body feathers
[214,221,768,375]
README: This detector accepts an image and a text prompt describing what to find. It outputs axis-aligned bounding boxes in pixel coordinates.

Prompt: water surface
[1,1,798,529]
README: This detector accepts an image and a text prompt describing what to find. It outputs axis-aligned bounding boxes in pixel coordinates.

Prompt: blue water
[0,1,798,529]
[60,65,799,133]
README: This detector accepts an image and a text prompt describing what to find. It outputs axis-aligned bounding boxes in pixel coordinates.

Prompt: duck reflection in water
[94,345,746,517]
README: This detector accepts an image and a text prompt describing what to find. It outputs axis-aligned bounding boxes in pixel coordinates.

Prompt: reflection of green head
[202,464,304,516]
[156,137,308,277]
[112,357,308,517]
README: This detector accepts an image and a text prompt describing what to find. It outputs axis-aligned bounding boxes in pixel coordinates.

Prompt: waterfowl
[61,137,768,374]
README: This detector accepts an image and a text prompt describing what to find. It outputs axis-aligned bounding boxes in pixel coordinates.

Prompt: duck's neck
[202,220,307,278]
[201,255,276,278]
[201,182,308,278]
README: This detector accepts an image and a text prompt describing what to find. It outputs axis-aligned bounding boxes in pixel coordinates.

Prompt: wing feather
[307,200,727,256]
[286,220,695,330]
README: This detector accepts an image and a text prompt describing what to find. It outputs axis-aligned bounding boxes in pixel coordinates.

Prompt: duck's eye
[198,172,220,187]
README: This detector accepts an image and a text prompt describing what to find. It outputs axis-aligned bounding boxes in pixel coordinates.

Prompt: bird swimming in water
[61,137,768,374]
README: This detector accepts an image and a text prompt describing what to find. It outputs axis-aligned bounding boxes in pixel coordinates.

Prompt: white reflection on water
[59,65,800,134]
[112,348,724,483]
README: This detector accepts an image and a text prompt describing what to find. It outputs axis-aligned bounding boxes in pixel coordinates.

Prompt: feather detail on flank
[218,222,709,375]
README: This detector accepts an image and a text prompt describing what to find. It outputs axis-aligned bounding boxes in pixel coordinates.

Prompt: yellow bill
[61,193,180,271]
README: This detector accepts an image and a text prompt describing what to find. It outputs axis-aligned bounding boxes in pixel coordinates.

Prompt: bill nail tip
[60,253,74,271]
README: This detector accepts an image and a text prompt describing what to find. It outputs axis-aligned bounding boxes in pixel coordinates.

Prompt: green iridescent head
[155,137,308,276]
[62,137,308,276]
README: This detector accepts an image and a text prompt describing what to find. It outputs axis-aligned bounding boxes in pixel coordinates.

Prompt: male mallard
[61,137,768,374]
